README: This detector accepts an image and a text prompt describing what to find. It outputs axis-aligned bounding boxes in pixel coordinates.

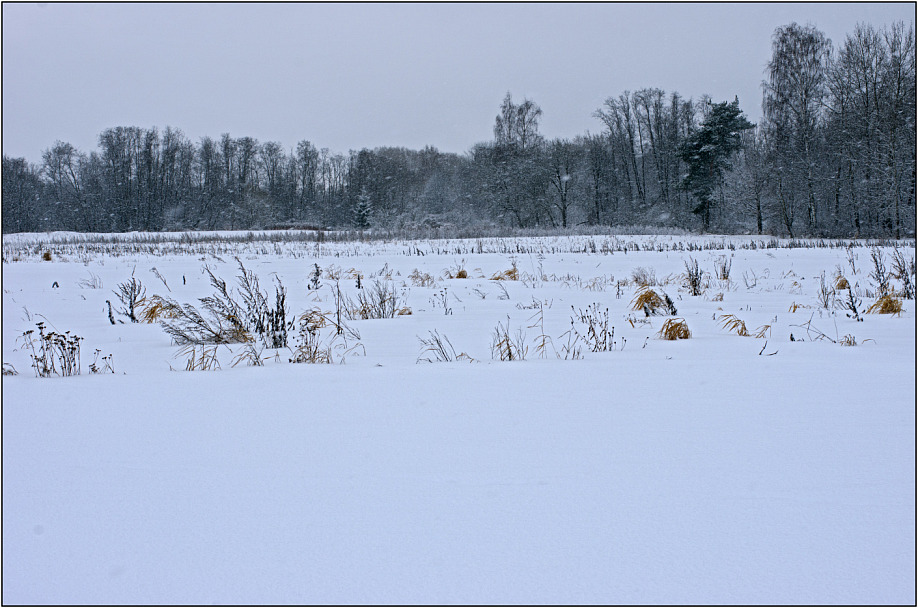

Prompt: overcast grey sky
[2,2,914,162]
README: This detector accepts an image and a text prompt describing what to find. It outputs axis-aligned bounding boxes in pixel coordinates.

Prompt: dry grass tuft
[752,324,772,339]
[179,344,222,371]
[417,330,476,363]
[490,264,519,281]
[631,286,664,311]
[41,250,52,261]
[409,269,437,287]
[344,280,405,320]
[835,276,850,290]
[443,260,469,279]
[630,286,677,316]
[719,314,750,337]
[658,318,691,340]
[866,294,902,315]
[139,295,182,323]
[491,317,528,361]
[630,266,656,287]
[230,343,266,367]
[839,334,858,347]
[323,265,343,280]
[298,308,329,330]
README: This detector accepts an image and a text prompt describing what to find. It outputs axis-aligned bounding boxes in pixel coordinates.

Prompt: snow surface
[2,233,915,604]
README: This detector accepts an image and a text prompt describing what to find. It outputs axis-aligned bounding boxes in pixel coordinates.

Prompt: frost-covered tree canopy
[2,21,914,238]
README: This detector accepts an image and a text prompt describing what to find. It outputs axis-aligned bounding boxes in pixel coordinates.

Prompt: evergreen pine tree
[680,98,754,231]
[354,187,372,229]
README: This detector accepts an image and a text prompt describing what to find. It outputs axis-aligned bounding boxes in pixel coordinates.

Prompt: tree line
[3,22,915,238]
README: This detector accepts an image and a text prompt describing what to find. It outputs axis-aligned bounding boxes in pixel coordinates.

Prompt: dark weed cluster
[20,322,82,378]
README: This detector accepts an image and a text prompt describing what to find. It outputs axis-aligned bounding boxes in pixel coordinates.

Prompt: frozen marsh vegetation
[2,231,915,604]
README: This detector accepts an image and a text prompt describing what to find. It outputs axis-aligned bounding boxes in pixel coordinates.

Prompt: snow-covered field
[3,232,915,605]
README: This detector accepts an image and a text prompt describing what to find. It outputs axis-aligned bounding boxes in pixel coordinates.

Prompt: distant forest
[3,22,915,238]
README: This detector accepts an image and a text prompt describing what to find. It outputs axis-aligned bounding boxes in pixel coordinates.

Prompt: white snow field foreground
[2,232,915,605]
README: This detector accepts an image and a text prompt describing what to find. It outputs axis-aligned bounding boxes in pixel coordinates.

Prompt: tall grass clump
[409,269,437,288]
[717,314,771,338]
[658,318,691,340]
[866,294,903,315]
[289,310,334,364]
[289,308,364,364]
[491,317,528,361]
[630,266,657,287]
[631,286,677,316]
[160,258,291,347]
[490,261,519,281]
[345,280,409,320]
[139,295,183,323]
[443,260,469,279]
[179,345,222,371]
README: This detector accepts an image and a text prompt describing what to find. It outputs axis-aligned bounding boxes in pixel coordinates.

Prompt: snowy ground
[2,232,915,604]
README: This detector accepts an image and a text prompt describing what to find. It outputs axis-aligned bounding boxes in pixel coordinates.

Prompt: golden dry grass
[658,318,691,340]
[221,316,254,344]
[180,344,222,371]
[324,265,342,280]
[719,314,750,337]
[490,267,518,281]
[299,308,330,330]
[866,294,903,315]
[752,324,772,339]
[630,286,665,312]
[139,295,182,323]
[835,276,850,290]
[443,268,469,279]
